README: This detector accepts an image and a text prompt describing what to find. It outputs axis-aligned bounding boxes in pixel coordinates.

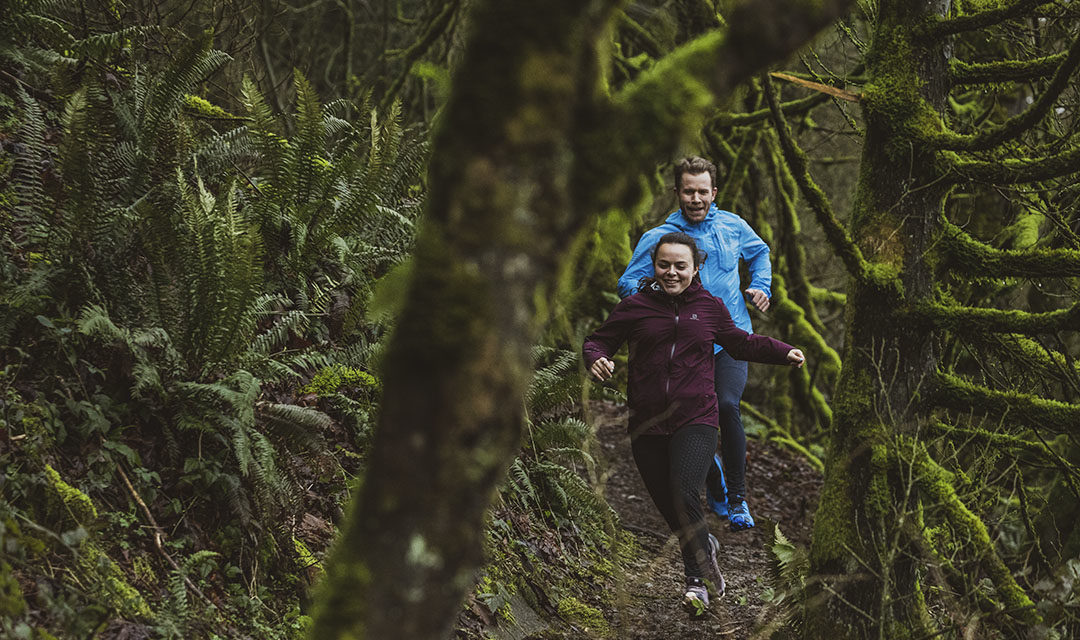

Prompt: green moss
[865,444,891,519]
[79,543,153,619]
[301,365,378,397]
[5,517,45,556]
[0,559,26,618]
[39,467,151,618]
[910,443,1040,624]
[294,536,322,574]
[43,464,97,525]
[557,597,609,637]
[132,554,157,586]
[183,94,237,119]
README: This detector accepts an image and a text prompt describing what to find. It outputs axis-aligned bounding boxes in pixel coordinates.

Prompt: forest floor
[588,400,823,639]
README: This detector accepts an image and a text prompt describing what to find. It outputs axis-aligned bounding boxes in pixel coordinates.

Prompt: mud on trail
[590,400,823,639]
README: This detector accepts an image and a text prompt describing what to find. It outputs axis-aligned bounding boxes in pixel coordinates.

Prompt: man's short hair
[674,156,717,190]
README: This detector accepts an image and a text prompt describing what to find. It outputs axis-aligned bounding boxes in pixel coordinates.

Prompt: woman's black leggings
[631,424,718,579]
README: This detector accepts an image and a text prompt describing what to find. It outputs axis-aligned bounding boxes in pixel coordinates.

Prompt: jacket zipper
[665,300,679,398]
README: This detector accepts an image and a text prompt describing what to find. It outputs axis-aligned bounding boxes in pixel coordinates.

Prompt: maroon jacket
[583,279,793,436]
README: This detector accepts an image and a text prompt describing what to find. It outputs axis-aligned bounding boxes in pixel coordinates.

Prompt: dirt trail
[590,401,823,639]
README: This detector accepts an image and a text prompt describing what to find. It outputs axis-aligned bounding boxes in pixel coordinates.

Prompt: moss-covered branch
[714,91,830,127]
[949,52,1067,86]
[931,371,1080,433]
[741,401,825,471]
[766,129,828,333]
[576,0,856,217]
[615,9,664,58]
[716,127,761,209]
[811,285,847,306]
[931,37,1080,151]
[926,419,1055,460]
[974,332,1080,386]
[762,72,868,280]
[906,300,1080,335]
[905,442,1041,626]
[379,0,461,112]
[771,275,841,402]
[939,220,1080,277]
[918,0,1056,41]
[944,140,1080,185]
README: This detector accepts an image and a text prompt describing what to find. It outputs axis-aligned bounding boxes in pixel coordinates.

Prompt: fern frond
[10,86,52,249]
[527,346,582,415]
[257,402,332,450]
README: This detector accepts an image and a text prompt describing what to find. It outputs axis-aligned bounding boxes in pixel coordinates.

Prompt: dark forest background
[2,0,1079,638]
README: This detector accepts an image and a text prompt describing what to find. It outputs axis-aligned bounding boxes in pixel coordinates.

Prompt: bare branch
[379,0,460,112]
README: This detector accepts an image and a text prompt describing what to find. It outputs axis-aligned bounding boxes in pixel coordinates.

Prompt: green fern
[527,346,583,416]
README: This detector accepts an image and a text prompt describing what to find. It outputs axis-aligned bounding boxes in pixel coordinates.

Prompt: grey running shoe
[683,576,709,617]
[706,533,726,599]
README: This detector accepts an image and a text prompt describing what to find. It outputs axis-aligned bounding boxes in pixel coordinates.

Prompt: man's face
[676,172,716,223]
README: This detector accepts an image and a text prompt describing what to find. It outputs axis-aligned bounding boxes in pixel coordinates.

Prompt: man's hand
[787,349,806,368]
[589,357,615,382]
[745,288,770,312]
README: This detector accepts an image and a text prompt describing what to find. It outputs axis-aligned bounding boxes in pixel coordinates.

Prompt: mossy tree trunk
[784,2,1080,637]
[307,0,855,637]
[802,5,948,633]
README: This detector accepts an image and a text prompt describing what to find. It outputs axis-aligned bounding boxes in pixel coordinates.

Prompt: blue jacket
[617,204,771,350]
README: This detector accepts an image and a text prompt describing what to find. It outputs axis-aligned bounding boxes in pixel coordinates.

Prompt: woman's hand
[787,349,806,368]
[589,357,615,381]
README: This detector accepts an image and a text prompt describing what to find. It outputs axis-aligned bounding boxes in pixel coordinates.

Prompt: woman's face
[653,242,698,296]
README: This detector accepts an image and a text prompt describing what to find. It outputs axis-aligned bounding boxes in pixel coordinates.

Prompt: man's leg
[713,350,754,529]
[704,452,728,518]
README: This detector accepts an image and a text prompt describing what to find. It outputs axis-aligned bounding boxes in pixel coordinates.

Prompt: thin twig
[116,465,218,611]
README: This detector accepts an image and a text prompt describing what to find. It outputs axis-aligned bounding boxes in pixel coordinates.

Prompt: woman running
[583,231,805,615]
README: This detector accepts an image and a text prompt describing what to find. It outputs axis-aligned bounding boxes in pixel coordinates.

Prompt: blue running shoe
[728,495,755,531]
[705,453,728,519]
